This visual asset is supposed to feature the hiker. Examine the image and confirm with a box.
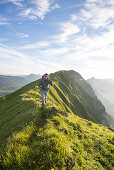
[38,73,53,108]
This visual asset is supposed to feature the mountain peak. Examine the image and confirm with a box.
[0,69,114,169]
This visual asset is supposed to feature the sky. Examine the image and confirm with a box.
[0,0,114,79]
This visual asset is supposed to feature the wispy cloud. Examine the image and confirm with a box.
[8,0,24,7]
[52,22,80,43]
[0,16,7,21]
[49,0,114,61]
[20,41,51,49]
[0,22,10,25]
[0,0,24,6]
[0,15,10,25]
[0,38,8,42]
[80,0,114,29]
[18,33,29,38]
[0,0,60,20]
[18,0,60,20]
[0,0,114,78]
[41,47,69,56]
[54,25,114,63]
[0,43,28,60]
[42,0,114,78]
[19,8,33,18]
[60,22,80,36]
[0,43,63,75]
[69,0,114,31]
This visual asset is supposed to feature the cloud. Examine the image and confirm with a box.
[51,3,60,10]
[71,14,78,21]
[52,22,80,43]
[9,0,24,7]
[0,16,7,21]
[18,0,60,20]
[0,43,63,75]
[41,47,69,56]
[0,43,28,60]
[54,0,113,74]
[2,0,25,7]
[80,0,114,29]
[19,8,32,18]
[20,41,51,49]
[70,0,114,30]
[0,22,10,25]
[0,0,114,78]
[46,5,114,78]
[18,33,29,38]
[60,22,80,36]
[0,15,10,25]
[0,0,24,6]
[64,26,114,61]
[0,38,8,42]
[1,0,60,20]
[82,58,114,79]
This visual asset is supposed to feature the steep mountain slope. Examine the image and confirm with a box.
[87,78,114,117]
[50,70,112,127]
[0,74,41,96]
[0,70,114,169]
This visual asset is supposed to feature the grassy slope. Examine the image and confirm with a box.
[50,70,112,128]
[50,71,95,122]
[0,80,39,147]
[0,72,114,169]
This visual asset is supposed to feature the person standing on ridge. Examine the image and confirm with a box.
[38,73,53,108]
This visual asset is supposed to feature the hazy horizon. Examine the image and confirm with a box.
[1,70,114,80]
[0,0,114,79]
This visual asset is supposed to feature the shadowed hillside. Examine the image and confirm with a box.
[0,70,114,169]
[87,78,114,118]
[50,70,113,128]
[0,74,41,96]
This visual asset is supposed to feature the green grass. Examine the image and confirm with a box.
[0,70,114,169]
[0,103,114,169]
[50,71,114,128]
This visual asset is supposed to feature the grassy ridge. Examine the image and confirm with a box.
[0,70,114,169]
[0,85,114,169]
[0,80,40,146]
[50,71,95,122]
[50,71,112,128]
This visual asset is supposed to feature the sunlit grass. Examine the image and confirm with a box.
[0,74,114,169]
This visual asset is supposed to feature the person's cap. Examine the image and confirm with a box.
[44,73,48,76]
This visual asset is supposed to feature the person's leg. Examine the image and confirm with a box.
[41,90,45,107]
[44,90,48,104]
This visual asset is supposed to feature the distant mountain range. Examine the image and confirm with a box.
[87,78,114,117]
[0,73,41,96]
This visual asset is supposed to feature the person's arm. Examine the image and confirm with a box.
[38,79,42,88]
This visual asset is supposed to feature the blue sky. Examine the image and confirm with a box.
[0,0,114,79]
